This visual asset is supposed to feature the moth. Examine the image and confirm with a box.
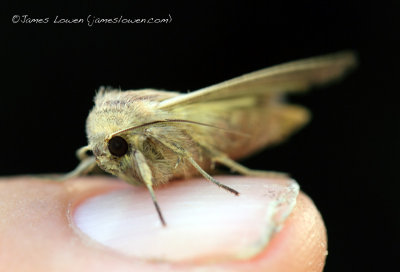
[65,51,357,226]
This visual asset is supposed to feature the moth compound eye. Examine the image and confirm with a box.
[108,136,128,157]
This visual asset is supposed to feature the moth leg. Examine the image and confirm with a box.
[186,157,239,196]
[76,145,92,161]
[133,150,166,226]
[59,156,97,180]
[33,146,97,181]
[212,154,289,179]
[146,133,239,196]
[174,156,182,169]
[59,145,97,180]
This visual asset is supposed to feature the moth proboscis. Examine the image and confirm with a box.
[64,51,357,226]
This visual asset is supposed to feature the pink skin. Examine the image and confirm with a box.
[0,176,327,272]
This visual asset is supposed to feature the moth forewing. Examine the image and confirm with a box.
[65,51,357,226]
[157,50,357,109]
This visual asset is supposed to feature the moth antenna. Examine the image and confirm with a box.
[109,119,249,138]
[186,157,239,196]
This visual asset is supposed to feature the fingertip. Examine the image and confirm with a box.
[0,176,327,272]
[252,192,327,272]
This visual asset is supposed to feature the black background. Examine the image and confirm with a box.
[2,1,399,271]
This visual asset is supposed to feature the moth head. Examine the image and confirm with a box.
[84,129,139,183]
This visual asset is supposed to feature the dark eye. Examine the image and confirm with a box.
[108,136,128,157]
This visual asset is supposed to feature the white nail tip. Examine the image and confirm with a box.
[74,177,299,262]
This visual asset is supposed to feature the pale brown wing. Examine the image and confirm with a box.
[157,50,357,110]
[155,51,356,159]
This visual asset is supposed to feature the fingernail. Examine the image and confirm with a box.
[73,177,299,262]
